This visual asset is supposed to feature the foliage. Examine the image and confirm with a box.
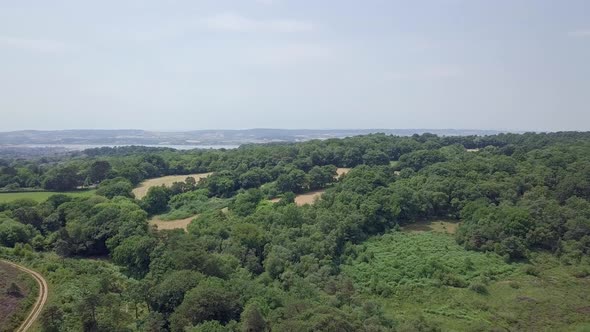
[1,132,590,331]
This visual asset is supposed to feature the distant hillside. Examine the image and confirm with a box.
[0,129,507,147]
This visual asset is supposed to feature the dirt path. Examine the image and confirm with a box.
[0,260,48,332]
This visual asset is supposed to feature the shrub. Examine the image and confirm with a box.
[508,281,520,289]
[524,265,540,277]
[468,282,488,295]
[6,282,23,297]
[572,268,589,278]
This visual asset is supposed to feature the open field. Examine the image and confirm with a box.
[149,215,197,231]
[0,190,96,203]
[343,231,590,331]
[132,173,212,199]
[0,260,40,332]
[402,219,460,234]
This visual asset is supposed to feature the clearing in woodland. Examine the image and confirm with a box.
[402,220,460,234]
[0,190,95,203]
[343,231,590,331]
[132,173,212,199]
[336,167,351,177]
[270,167,352,206]
[148,215,197,232]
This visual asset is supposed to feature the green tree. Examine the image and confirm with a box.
[88,160,112,184]
[169,278,240,332]
[241,303,267,332]
[111,235,157,278]
[142,186,171,215]
[42,165,81,191]
[96,177,135,199]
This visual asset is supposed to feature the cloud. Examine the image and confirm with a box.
[0,36,68,53]
[568,29,590,37]
[203,13,314,33]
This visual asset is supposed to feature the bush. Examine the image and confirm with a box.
[524,265,541,277]
[572,268,590,278]
[6,282,23,297]
[468,282,488,295]
[508,281,520,289]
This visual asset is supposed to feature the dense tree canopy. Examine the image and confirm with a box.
[1,131,590,331]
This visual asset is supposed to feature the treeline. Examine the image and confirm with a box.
[1,131,587,192]
[0,131,589,331]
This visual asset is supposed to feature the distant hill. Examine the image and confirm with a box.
[0,129,507,147]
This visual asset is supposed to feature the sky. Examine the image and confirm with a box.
[0,0,589,132]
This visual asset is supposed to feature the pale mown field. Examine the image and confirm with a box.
[148,215,197,232]
[132,173,212,199]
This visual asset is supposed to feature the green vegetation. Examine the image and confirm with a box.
[0,190,95,203]
[344,231,590,330]
[343,231,516,292]
[0,132,589,331]
[0,260,38,332]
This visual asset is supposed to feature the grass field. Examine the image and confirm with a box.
[343,229,590,331]
[0,190,96,203]
[132,173,212,199]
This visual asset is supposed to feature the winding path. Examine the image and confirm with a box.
[0,260,48,332]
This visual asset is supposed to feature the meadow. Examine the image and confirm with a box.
[0,190,96,203]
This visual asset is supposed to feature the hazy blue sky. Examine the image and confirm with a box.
[1,0,589,131]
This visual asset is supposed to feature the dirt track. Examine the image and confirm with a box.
[0,260,48,332]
